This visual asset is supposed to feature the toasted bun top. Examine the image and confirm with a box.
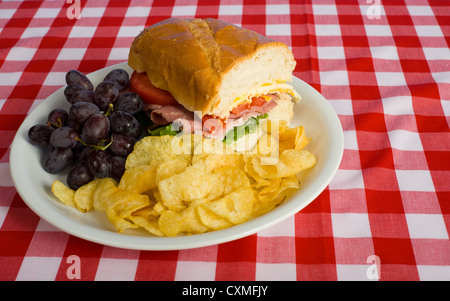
[128,18,296,118]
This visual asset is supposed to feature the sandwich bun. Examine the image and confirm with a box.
[128,18,297,119]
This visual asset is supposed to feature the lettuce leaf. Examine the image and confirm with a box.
[148,124,180,136]
[223,113,268,144]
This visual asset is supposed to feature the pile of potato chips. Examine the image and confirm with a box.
[51,120,316,237]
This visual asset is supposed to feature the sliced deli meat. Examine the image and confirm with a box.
[150,104,194,125]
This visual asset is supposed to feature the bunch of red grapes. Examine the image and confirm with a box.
[28,69,144,190]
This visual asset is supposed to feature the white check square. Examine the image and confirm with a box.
[317,46,346,59]
[255,263,296,281]
[125,6,152,17]
[266,24,291,36]
[396,170,435,192]
[0,72,22,86]
[364,25,392,37]
[257,215,295,237]
[370,46,399,60]
[16,257,61,280]
[21,27,50,39]
[329,169,365,190]
[405,214,449,239]
[388,130,423,151]
[331,213,372,238]
[343,130,358,150]
[415,25,443,37]
[172,5,197,16]
[0,162,14,186]
[337,264,378,281]
[34,8,61,19]
[320,70,349,86]
[57,48,87,60]
[0,9,16,19]
[381,96,415,116]
[6,47,37,61]
[0,206,8,229]
[94,258,138,281]
[69,26,97,38]
[328,99,353,115]
[418,266,450,281]
[442,100,450,117]
[407,6,434,16]
[43,72,67,86]
[80,7,106,18]
[175,261,216,281]
[422,47,450,61]
[315,24,341,36]
[312,4,338,15]
[117,26,144,38]
[266,4,290,15]
[219,5,242,16]
[375,72,407,87]
[431,71,450,84]
[108,48,129,61]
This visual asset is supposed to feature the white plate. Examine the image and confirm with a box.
[10,62,343,250]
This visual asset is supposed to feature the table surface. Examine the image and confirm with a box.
[0,0,449,281]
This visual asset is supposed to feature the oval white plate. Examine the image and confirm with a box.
[10,62,343,250]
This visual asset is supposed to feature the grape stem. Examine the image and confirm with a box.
[47,118,63,128]
[75,136,114,151]
[104,103,114,117]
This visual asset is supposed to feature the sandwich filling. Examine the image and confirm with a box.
[145,85,299,142]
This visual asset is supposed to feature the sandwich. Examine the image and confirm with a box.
[128,18,300,150]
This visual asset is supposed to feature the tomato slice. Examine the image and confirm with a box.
[130,71,178,106]
[230,96,267,116]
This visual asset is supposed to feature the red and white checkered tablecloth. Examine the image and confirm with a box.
[0,0,449,282]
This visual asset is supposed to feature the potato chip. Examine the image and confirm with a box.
[246,149,316,180]
[198,187,255,229]
[118,164,157,194]
[107,193,150,233]
[92,178,151,232]
[197,210,233,231]
[51,180,76,208]
[131,205,159,221]
[260,119,287,135]
[129,215,163,236]
[204,153,245,171]
[252,176,300,216]
[256,176,300,203]
[155,159,189,183]
[261,119,310,152]
[125,135,192,170]
[93,178,118,211]
[159,200,210,236]
[280,149,316,176]
[279,125,310,151]
[158,159,250,212]
[73,178,102,212]
[152,198,166,213]
[252,133,279,158]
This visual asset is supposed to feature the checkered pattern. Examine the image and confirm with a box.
[1,0,449,281]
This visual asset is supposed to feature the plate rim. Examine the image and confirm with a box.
[9,62,344,250]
